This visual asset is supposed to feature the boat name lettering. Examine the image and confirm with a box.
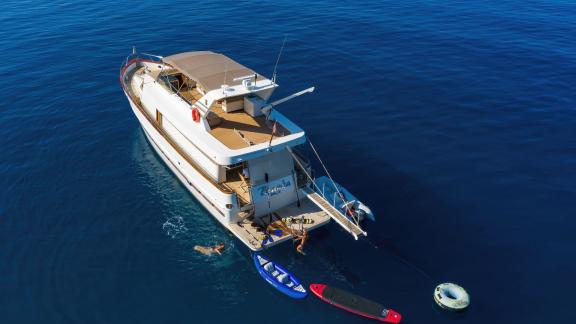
[259,179,291,197]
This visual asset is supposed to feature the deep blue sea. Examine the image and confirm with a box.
[1,0,575,323]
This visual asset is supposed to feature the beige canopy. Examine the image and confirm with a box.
[163,51,268,92]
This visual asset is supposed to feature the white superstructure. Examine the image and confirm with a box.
[120,50,370,251]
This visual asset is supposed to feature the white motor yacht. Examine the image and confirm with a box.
[120,49,371,251]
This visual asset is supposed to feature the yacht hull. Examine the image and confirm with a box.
[127,97,230,229]
[120,58,333,252]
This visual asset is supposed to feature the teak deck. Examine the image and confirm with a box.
[209,106,287,150]
[179,87,203,104]
[223,170,251,205]
[229,198,331,250]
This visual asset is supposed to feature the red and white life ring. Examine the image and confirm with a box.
[192,108,200,122]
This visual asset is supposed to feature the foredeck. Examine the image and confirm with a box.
[229,198,330,251]
[209,105,289,150]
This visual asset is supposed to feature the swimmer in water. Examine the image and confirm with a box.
[194,242,225,256]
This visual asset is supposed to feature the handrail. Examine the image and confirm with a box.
[123,51,163,67]
[123,49,214,115]
[120,59,233,195]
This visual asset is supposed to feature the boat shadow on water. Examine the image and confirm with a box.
[131,129,244,262]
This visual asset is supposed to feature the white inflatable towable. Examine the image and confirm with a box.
[434,283,470,311]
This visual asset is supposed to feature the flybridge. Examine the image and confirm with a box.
[192,77,277,116]
[162,51,271,92]
[125,52,313,164]
[147,51,316,164]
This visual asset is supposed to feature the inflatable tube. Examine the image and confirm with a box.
[434,283,469,311]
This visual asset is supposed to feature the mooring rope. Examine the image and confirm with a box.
[307,139,360,225]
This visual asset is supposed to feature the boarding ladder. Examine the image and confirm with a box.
[288,146,367,240]
[301,187,367,240]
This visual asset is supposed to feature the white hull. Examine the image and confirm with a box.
[127,96,329,250]
[119,53,368,252]
[127,97,239,238]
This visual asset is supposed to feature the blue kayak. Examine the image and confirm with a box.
[253,254,308,299]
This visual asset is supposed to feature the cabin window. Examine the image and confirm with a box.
[156,110,163,125]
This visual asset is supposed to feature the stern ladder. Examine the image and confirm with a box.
[301,187,367,239]
[288,147,367,240]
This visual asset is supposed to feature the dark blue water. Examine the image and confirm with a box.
[1,1,575,323]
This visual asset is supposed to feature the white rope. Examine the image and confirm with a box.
[289,148,365,238]
[288,148,322,193]
[289,148,361,238]
[307,140,360,225]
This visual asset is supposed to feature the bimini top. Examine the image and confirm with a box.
[163,51,269,92]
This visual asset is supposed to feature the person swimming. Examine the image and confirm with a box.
[194,242,225,256]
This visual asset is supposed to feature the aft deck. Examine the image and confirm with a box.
[228,198,331,251]
[222,166,251,205]
[209,105,289,150]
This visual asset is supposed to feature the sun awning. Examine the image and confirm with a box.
[162,51,269,92]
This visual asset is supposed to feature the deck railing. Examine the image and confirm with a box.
[316,179,345,212]
[122,50,163,70]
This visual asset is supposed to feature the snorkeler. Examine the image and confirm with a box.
[194,242,225,256]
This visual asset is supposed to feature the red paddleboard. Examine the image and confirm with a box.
[310,284,402,323]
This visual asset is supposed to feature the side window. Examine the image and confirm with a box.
[156,110,162,125]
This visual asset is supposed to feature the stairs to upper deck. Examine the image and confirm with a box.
[302,187,367,240]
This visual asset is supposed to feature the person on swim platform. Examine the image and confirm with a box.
[194,242,225,256]
[295,229,308,255]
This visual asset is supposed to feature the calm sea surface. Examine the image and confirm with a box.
[1,1,575,323]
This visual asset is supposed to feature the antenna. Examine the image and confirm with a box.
[222,62,229,95]
[272,36,287,83]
